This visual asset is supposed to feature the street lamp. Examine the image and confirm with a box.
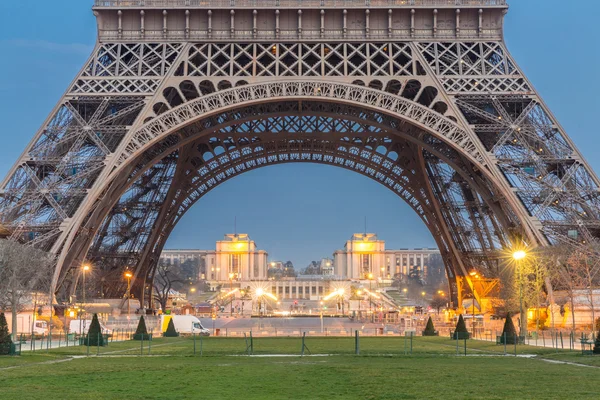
[368,273,374,313]
[513,250,527,340]
[338,288,345,315]
[124,271,133,316]
[82,264,90,318]
[229,273,235,316]
[256,288,264,316]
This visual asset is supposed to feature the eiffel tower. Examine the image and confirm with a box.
[1,0,598,309]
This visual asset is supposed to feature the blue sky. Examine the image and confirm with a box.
[0,1,598,268]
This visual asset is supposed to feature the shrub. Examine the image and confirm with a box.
[593,333,600,355]
[82,313,106,346]
[498,312,519,345]
[163,318,179,337]
[422,316,438,336]
[0,313,13,356]
[132,315,151,341]
[452,314,470,340]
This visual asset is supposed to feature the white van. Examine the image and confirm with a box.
[160,315,210,336]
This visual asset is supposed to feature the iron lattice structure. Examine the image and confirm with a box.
[1,0,598,308]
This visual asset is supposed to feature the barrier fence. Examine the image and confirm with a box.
[13,326,597,357]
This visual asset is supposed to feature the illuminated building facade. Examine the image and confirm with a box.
[333,234,440,281]
[160,233,268,282]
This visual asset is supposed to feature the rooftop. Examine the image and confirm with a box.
[93,0,507,9]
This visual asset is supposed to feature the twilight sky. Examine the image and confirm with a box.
[0,1,598,268]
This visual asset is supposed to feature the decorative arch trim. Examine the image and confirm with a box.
[115,80,486,173]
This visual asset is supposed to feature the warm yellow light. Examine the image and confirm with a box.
[338,288,345,295]
[264,292,278,301]
[357,290,362,296]
[255,288,264,297]
[229,273,235,279]
[124,272,133,278]
[513,250,526,260]
[364,289,380,299]
[469,271,477,276]
[190,288,196,293]
[69,310,75,318]
[357,242,375,251]
[368,273,373,280]
[82,265,90,271]
[421,291,426,296]
[271,262,276,267]
[402,288,407,293]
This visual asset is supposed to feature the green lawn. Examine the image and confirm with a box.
[1,337,598,399]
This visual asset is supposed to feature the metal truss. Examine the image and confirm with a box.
[0,1,597,309]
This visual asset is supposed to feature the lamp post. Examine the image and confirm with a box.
[256,288,264,316]
[513,250,527,340]
[124,271,133,316]
[82,264,90,318]
[337,288,345,316]
[367,273,374,313]
[229,273,235,316]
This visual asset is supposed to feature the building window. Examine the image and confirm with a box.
[312,287,317,295]
[285,286,289,294]
[299,287,303,295]
[361,254,370,277]
[231,254,240,275]
[292,287,296,295]
[318,286,323,295]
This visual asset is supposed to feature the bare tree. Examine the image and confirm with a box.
[542,245,578,331]
[566,246,600,331]
[429,294,447,314]
[542,244,600,331]
[153,261,184,311]
[0,240,55,340]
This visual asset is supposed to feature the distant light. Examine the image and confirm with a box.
[513,250,526,260]
[82,265,90,271]
[256,288,264,296]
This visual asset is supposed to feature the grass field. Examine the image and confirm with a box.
[1,337,598,399]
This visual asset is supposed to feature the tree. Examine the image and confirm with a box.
[163,318,179,337]
[132,315,151,340]
[429,294,447,314]
[422,316,438,336]
[499,312,519,344]
[0,312,13,355]
[0,240,55,340]
[82,313,105,346]
[544,244,600,331]
[565,247,600,330]
[153,261,184,311]
[593,332,600,355]
[408,266,423,284]
[452,314,469,340]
